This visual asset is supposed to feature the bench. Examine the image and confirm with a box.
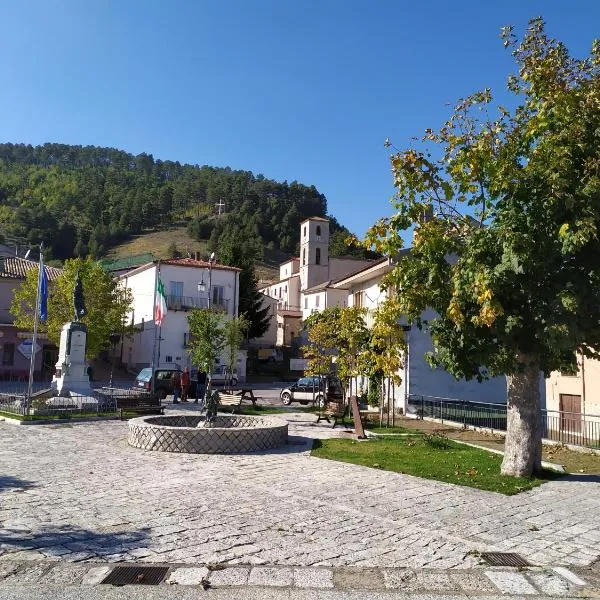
[218,393,244,414]
[114,395,164,420]
[316,401,350,429]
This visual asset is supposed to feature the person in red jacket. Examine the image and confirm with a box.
[181,367,191,403]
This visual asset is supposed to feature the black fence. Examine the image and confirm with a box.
[0,380,155,420]
[407,394,600,450]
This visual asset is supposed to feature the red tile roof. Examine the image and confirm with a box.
[0,256,63,281]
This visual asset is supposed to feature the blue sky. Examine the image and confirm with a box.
[1,1,598,238]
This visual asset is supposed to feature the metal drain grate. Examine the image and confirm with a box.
[101,566,169,586]
[480,552,531,567]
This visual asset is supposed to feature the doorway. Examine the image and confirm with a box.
[559,393,582,433]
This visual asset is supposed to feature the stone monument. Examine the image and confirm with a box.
[51,272,91,397]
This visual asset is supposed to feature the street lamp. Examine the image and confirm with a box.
[197,253,216,309]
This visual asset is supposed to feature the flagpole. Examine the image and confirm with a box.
[150,260,160,392]
[26,245,43,411]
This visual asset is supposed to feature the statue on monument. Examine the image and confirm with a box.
[73,272,88,321]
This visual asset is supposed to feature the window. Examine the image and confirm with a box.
[279,287,282,298]
[316,225,321,239]
[165,355,173,363]
[353,291,364,308]
[316,248,321,265]
[304,297,308,309]
[315,295,320,307]
[303,226,307,238]
[169,281,183,297]
[2,343,15,366]
[212,285,225,307]
[302,248,306,265]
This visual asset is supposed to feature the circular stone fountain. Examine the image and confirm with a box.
[127,414,288,454]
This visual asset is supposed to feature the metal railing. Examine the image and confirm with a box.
[407,394,600,450]
[166,295,229,312]
[0,380,154,420]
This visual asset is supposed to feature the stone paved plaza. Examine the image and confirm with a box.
[1,411,599,574]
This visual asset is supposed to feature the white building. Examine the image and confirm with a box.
[331,257,508,412]
[119,258,244,378]
[260,216,510,411]
[260,217,374,344]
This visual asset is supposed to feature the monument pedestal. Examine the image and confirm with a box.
[51,322,91,397]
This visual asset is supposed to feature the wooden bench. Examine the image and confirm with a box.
[316,401,350,429]
[114,395,164,420]
[218,392,244,414]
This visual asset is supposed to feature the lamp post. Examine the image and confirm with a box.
[207,252,215,309]
[197,252,216,310]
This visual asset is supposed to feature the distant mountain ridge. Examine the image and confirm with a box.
[0,142,372,264]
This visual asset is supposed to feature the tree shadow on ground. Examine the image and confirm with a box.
[0,475,36,492]
[0,524,151,559]
[554,473,600,484]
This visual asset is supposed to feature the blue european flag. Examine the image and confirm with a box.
[39,264,48,321]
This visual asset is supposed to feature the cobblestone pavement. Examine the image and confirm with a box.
[1,411,599,574]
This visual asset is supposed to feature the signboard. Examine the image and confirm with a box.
[17,339,41,359]
[290,358,308,371]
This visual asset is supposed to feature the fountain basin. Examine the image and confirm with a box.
[128,414,288,454]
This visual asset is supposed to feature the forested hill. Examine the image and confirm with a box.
[0,143,369,263]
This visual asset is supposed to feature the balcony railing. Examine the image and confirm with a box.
[166,295,229,313]
[277,302,302,314]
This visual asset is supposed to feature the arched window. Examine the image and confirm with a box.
[302,248,306,265]
[303,226,307,238]
[316,248,321,265]
[316,225,321,238]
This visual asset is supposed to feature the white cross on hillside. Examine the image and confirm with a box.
[215,199,225,215]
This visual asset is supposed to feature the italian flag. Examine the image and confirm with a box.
[155,277,167,326]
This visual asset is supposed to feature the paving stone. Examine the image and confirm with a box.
[1,418,599,572]
[248,566,294,586]
[485,570,538,595]
[294,567,334,588]
[208,566,249,586]
[448,570,497,592]
[82,565,112,585]
[528,570,580,596]
[0,563,21,581]
[43,563,89,584]
[334,568,385,590]
[166,566,209,585]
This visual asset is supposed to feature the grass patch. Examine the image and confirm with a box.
[364,425,414,435]
[311,437,560,495]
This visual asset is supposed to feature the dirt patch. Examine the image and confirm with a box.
[368,416,600,475]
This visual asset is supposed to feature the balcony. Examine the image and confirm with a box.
[167,295,229,313]
[277,301,302,317]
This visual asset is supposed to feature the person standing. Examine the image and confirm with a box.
[181,367,190,402]
[171,370,182,404]
[194,371,207,406]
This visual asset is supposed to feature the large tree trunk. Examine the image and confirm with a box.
[501,353,542,477]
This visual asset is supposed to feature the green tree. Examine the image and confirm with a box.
[187,309,225,395]
[217,226,270,340]
[336,307,370,398]
[223,315,250,389]
[364,19,600,476]
[11,257,132,359]
[302,308,339,382]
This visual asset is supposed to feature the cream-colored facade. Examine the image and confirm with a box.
[546,355,600,420]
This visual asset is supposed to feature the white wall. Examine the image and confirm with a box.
[121,263,243,378]
[329,258,373,281]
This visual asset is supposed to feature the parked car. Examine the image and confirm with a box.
[280,375,342,408]
[133,367,197,400]
[209,365,238,386]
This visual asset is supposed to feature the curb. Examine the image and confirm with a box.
[0,559,596,596]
